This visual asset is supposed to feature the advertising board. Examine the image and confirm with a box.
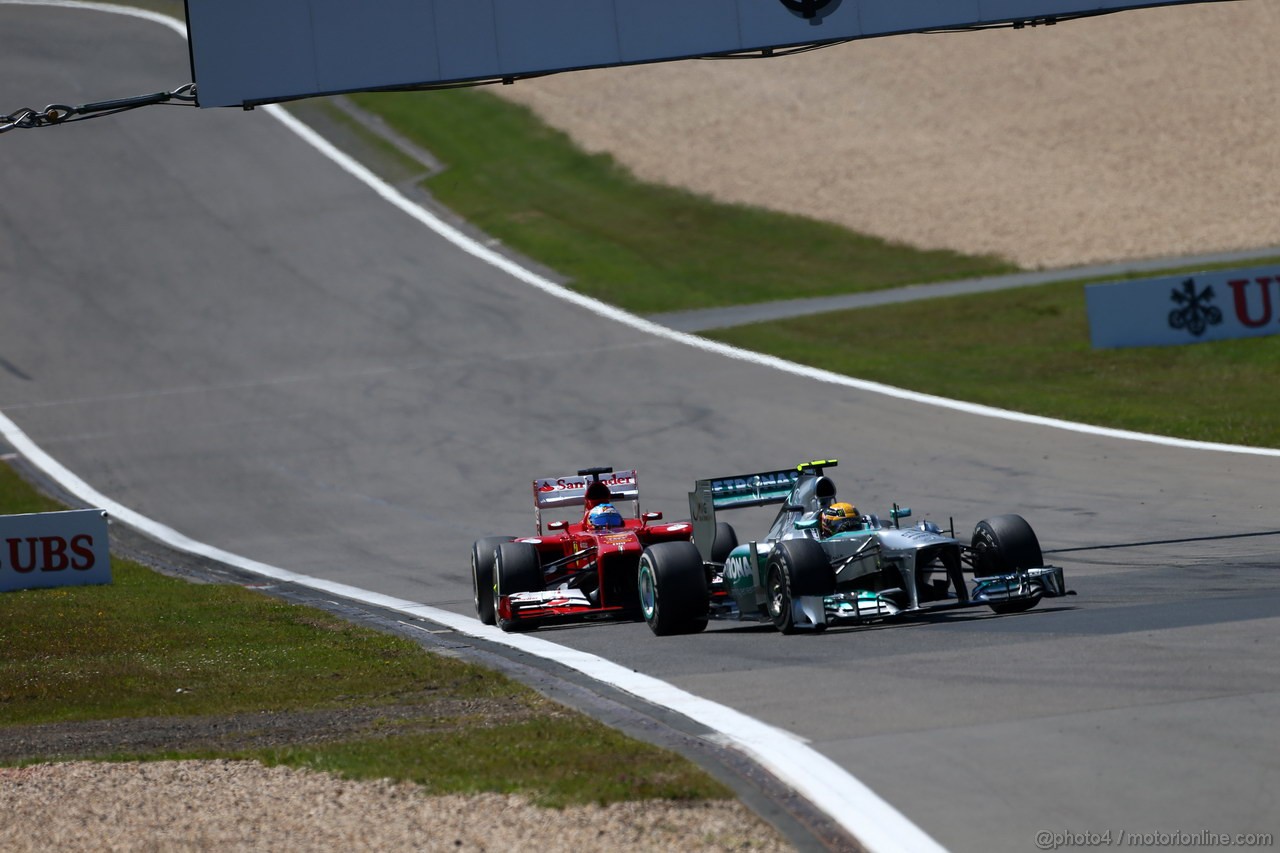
[1086,265,1280,349]
[0,509,111,592]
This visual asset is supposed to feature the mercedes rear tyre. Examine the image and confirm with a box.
[638,541,709,636]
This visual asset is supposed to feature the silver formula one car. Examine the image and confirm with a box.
[637,459,1072,635]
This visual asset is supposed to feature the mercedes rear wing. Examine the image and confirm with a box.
[688,460,837,562]
[532,467,638,532]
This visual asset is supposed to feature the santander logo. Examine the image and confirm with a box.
[538,472,637,492]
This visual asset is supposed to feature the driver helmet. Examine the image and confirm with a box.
[820,502,862,537]
[587,503,624,529]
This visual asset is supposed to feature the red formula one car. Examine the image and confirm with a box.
[470,466,705,632]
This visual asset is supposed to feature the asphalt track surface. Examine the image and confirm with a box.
[4,5,1279,852]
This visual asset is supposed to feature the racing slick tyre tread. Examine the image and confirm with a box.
[970,514,1043,575]
[471,535,513,626]
[638,541,709,636]
[709,521,739,566]
[765,538,834,635]
[495,542,543,632]
[971,514,1045,615]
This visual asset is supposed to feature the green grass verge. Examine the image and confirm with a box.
[0,558,505,726]
[345,89,1016,314]
[0,463,729,806]
[708,277,1280,449]
[163,721,716,807]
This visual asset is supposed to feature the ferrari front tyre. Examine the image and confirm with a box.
[637,541,709,636]
[765,538,834,634]
[471,535,513,625]
[495,542,543,632]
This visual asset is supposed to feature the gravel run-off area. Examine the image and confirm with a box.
[0,761,792,852]
[494,2,1280,270]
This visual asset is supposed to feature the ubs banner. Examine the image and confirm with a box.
[0,510,111,593]
[1086,265,1280,349]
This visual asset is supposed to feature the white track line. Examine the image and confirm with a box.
[0,414,947,853]
[4,2,1272,851]
[2,0,183,32]
[268,100,1280,458]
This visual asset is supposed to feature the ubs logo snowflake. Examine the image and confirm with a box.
[779,0,839,20]
[1168,277,1223,337]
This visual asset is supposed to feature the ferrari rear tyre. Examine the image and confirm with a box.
[971,514,1043,575]
[495,542,542,632]
[765,538,833,634]
[709,521,739,565]
[637,541,709,636]
[471,536,513,625]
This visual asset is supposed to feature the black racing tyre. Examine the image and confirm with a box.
[970,514,1043,576]
[637,541,709,636]
[471,536,513,625]
[971,515,1045,614]
[495,542,543,632]
[709,521,740,565]
[765,538,834,634]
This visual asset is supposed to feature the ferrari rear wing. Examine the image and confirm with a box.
[532,467,638,532]
[688,460,837,561]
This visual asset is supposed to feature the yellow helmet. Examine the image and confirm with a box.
[820,502,862,537]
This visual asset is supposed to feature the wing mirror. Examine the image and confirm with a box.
[642,511,663,522]
[547,520,568,531]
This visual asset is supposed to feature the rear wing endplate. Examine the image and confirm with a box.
[533,470,638,509]
[532,469,638,532]
[687,461,836,562]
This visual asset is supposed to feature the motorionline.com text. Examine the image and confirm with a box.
[1036,830,1273,850]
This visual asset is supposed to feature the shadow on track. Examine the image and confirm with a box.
[1045,528,1280,555]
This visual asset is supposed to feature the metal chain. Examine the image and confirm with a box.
[1,82,196,134]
